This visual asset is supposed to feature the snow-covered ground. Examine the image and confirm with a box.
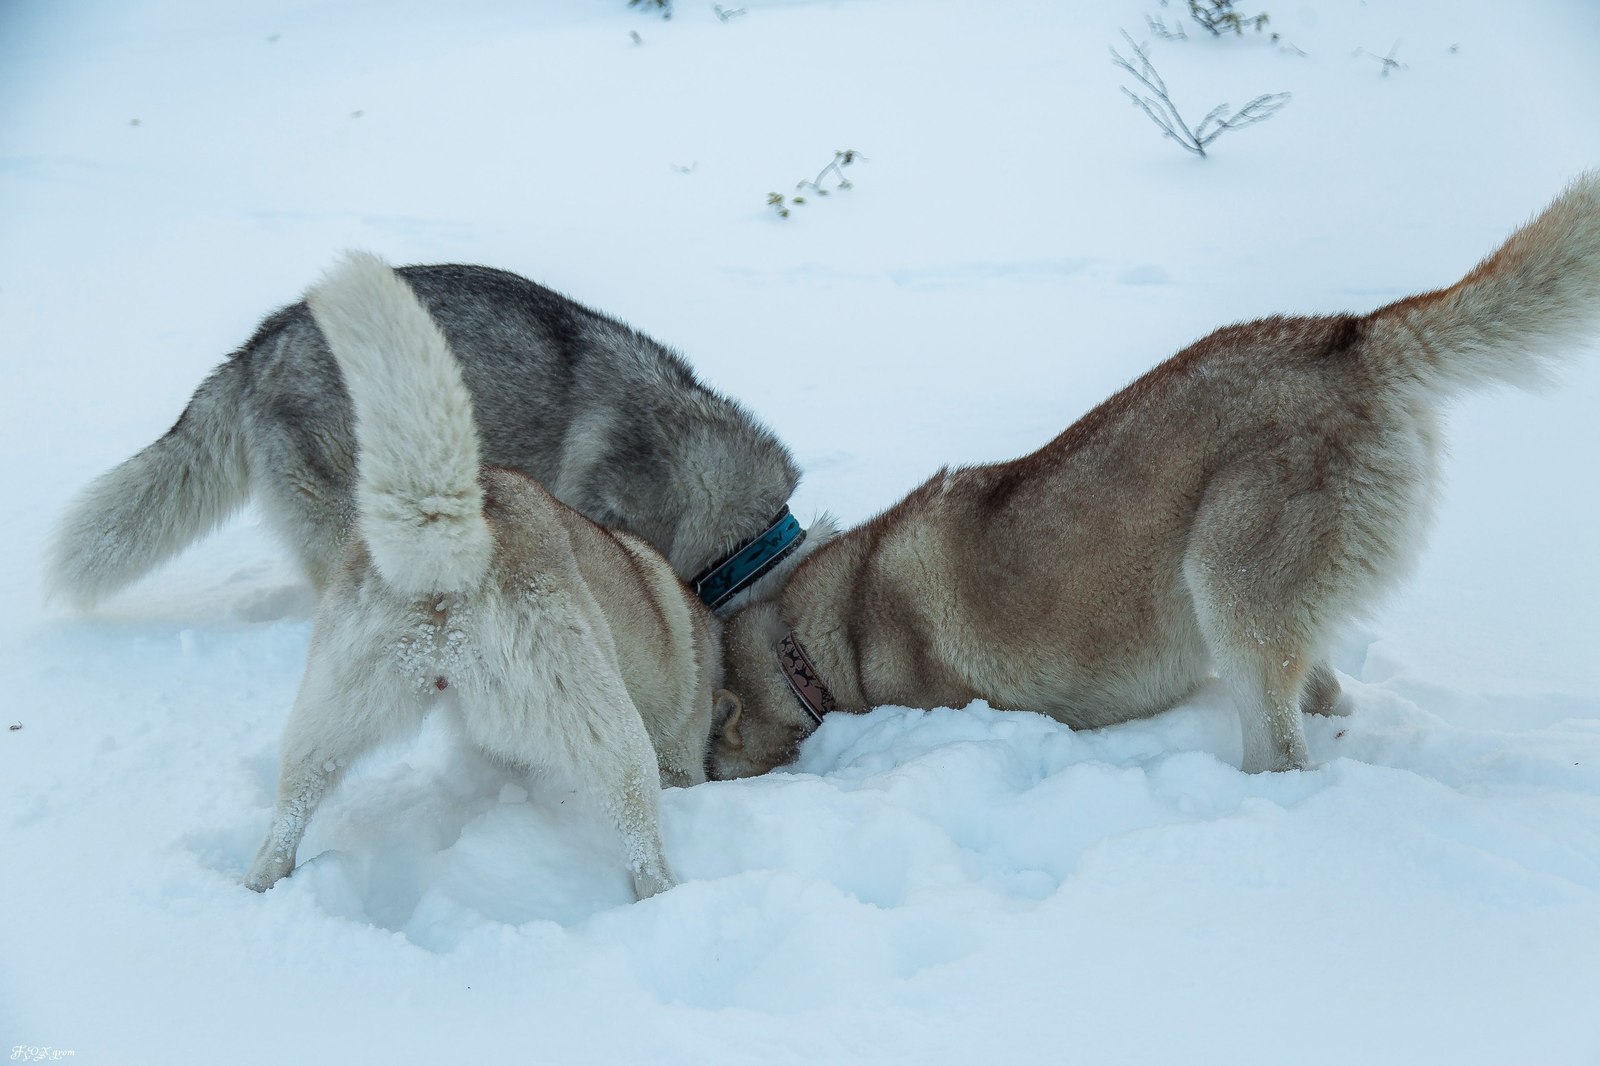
[4,1,1599,1062]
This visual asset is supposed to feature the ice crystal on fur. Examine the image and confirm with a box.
[245,253,721,903]
[391,602,477,691]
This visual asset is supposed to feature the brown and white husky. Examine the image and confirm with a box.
[710,173,1600,779]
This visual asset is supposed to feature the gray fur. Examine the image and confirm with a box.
[49,263,801,611]
[246,253,723,901]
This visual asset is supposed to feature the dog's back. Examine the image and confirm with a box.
[735,173,1600,776]
[48,259,799,609]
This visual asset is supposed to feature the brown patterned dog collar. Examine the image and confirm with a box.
[777,630,837,725]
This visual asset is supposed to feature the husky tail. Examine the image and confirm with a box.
[47,360,252,610]
[306,252,492,598]
[1368,170,1600,395]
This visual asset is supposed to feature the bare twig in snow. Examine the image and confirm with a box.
[1368,41,1405,77]
[1111,31,1290,158]
[796,149,861,195]
[1187,0,1269,36]
[768,149,864,219]
[1146,14,1188,41]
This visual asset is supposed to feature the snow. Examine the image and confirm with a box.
[4,0,1600,1062]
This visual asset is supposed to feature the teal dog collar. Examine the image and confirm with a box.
[693,506,806,609]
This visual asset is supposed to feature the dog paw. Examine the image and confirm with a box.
[1241,749,1316,774]
[244,851,294,892]
[630,863,676,901]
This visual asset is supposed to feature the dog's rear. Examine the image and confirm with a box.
[248,253,707,900]
[1188,172,1600,771]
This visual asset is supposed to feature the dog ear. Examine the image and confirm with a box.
[713,689,744,751]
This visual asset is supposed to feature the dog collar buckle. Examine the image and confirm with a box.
[693,506,806,610]
[776,630,836,725]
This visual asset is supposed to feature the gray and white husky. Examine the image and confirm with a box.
[49,262,816,614]
[246,253,722,899]
[710,172,1600,780]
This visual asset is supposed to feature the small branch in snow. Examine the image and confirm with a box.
[1111,31,1290,158]
[768,149,864,219]
[1359,41,1406,77]
[1146,14,1188,41]
[1186,0,1270,37]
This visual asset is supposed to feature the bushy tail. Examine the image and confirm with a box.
[47,360,251,609]
[1367,170,1600,395]
[306,251,491,597]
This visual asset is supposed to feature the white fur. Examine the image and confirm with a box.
[1372,170,1600,395]
[48,249,801,614]
[44,362,250,610]
[247,254,722,902]
[306,252,493,597]
[712,172,1600,781]
[244,564,685,901]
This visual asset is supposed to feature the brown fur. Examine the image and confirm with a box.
[246,254,723,901]
[711,173,1600,779]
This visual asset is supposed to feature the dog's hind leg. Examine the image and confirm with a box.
[603,741,679,901]
[244,412,358,592]
[245,644,426,891]
[1301,661,1348,717]
[490,665,679,901]
[567,701,677,900]
[253,465,354,593]
[1183,469,1346,773]
[1181,576,1314,774]
[1212,639,1314,773]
